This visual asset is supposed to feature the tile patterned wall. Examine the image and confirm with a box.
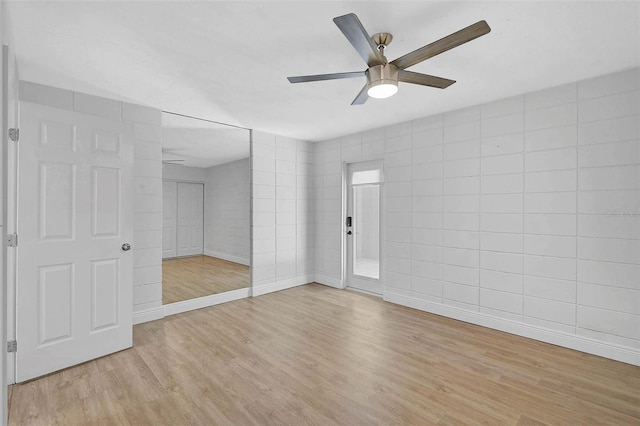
[129,106,163,315]
[313,68,639,364]
[204,157,250,264]
[16,66,639,364]
[252,131,314,295]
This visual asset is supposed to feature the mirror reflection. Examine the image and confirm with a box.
[161,112,250,305]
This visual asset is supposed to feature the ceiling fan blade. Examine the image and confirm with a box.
[351,84,369,105]
[391,20,491,70]
[398,70,456,89]
[333,13,385,67]
[287,71,365,84]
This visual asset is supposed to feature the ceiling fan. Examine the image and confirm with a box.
[287,13,491,105]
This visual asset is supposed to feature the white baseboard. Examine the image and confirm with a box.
[314,274,343,289]
[384,291,640,367]
[164,287,251,317]
[252,274,314,297]
[133,306,165,325]
[204,250,249,266]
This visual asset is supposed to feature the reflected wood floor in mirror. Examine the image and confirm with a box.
[8,284,640,425]
[162,255,249,304]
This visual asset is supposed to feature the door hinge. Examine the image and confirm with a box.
[8,128,19,142]
[7,233,17,247]
[7,340,17,353]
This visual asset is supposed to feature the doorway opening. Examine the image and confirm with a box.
[346,160,383,295]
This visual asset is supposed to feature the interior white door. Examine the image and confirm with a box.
[346,161,383,295]
[176,182,203,257]
[16,102,133,382]
[162,181,177,259]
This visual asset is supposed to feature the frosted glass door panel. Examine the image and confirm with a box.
[353,185,380,279]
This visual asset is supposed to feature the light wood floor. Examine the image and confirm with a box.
[9,284,640,425]
[162,255,250,304]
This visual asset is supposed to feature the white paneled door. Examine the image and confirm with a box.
[16,102,133,382]
[162,181,177,259]
[176,182,204,257]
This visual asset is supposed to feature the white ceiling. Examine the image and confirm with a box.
[161,127,250,169]
[5,1,640,142]
[161,112,249,168]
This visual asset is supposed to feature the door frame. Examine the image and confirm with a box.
[161,179,205,260]
[342,159,385,295]
[3,45,18,387]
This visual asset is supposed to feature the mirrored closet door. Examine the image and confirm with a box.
[163,181,204,259]
[161,112,250,308]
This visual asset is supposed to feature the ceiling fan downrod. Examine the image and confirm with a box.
[372,32,393,63]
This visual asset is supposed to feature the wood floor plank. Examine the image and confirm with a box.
[162,255,249,304]
[7,385,13,416]
[9,284,640,425]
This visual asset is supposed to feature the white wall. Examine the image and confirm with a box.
[1,0,19,419]
[314,67,640,366]
[162,161,250,265]
[130,105,163,318]
[162,164,205,182]
[2,45,19,392]
[252,131,314,295]
[9,69,637,377]
[17,81,165,324]
[0,43,5,426]
[313,137,343,287]
[204,157,250,265]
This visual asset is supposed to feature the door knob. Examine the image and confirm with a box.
[122,243,131,251]
[347,230,352,235]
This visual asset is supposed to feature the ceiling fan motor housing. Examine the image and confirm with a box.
[366,63,399,98]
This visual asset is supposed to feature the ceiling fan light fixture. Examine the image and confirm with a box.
[367,81,398,99]
[366,64,399,99]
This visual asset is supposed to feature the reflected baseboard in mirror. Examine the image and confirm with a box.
[162,255,250,304]
[161,111,251,313]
